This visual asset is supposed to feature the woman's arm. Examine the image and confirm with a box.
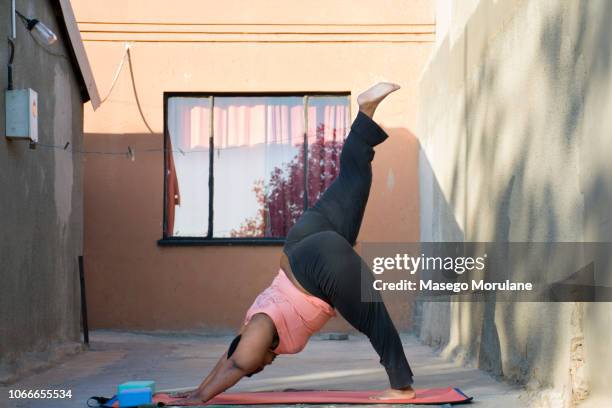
[184,353,254,403]
[171,352,228,398]
[174,315,277,404]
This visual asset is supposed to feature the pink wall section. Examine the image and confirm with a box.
[74,0,434,331]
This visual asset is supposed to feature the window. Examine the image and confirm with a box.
[162,93,350,243]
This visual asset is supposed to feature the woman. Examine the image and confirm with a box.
[175,83,415,404]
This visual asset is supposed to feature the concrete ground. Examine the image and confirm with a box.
[1,331,523,408]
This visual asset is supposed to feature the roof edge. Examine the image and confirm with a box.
[55,0,100,110]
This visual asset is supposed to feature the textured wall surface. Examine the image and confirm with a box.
[417,0,612,406]
[72,0,433,332]
[0,2,85,383]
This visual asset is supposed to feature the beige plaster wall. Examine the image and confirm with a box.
[417,0,612,406]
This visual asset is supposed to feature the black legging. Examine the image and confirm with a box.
[283,111,414,389]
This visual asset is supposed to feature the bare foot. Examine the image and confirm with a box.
[357,82,400,118]
[370,387,417,401]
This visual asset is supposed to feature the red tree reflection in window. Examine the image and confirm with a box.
[231,124,343,238]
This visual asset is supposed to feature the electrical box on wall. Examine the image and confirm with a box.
[5,89,38,143]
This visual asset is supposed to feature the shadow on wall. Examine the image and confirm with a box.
[412,145,461,349]
[416,0,612,399]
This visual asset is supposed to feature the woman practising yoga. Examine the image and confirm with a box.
[175,83,415,404]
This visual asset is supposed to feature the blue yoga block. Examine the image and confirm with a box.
[118,387,152,407]
[118,380,156,394]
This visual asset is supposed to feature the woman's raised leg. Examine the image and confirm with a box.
[309,83,400,245]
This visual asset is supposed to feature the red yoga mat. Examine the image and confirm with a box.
[154,388,472,406]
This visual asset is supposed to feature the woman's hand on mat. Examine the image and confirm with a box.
[370,387,416,400]
[169,390,196,398]
[167,391,206,405]
[177,397,206,405]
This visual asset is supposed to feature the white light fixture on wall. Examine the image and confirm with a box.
[15,10,58,45]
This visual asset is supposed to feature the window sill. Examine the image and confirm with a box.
[157,237,286,246]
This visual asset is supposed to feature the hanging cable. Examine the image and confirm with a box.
[29,138,303,158]
[31,142,211,157]
[126,47,155,134]
[99,43,130,104]
[14,10,28,25]
[97,43,155,133]
[7,38,15,90]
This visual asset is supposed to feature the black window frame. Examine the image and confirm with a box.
[158,91,351,246]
